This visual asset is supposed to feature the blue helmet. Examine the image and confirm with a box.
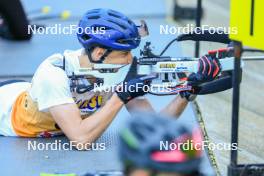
[77,8,140,50]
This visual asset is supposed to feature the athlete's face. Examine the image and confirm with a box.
[104,50,133,64]
[91,47,133,64]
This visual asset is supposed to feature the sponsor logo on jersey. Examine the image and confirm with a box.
[74,96,103,112]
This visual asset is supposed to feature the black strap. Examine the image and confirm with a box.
[98,49,112,63]
[124,57,138,81]
[195,69,242,95]
[62,56,65,70]
[0,80,26,87]
[51,55,66,70]
[177,29,231,44]
[86,48,112,63]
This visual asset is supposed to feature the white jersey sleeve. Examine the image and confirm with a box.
[29,55,75,111]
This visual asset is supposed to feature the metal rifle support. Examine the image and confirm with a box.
[228,41,242,175]
[228,42,264,175]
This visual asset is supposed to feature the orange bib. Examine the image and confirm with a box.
[11,91,62,137]
[11,91,107,137]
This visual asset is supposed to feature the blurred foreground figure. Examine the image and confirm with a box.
[0,0,32,40]
[119,112,213,176]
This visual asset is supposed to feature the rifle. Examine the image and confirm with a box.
[68,21,263,95]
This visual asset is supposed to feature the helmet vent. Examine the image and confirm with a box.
[81,34,91,41]
[108,20,126,30]
[88,15,100,19]
[127,20,133,25]
[108,12,122,19]
[133,130,144,140]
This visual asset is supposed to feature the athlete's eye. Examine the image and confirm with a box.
[122,51,130,56]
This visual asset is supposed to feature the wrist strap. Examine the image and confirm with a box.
[115,91,131,104]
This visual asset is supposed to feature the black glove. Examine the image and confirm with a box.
[188,55,221,86]
[179,90,197,101]
[115,75,155,104]
[176,73,198,101]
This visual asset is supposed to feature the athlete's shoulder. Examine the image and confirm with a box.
[31,48,84,88]
[32,53,69,87]
[41,48,83,66]
[63,48,84,58]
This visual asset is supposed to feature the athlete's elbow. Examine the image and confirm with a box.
[70,135,96,150]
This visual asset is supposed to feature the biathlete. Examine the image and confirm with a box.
[0,9,222,148]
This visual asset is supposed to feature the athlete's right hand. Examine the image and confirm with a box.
[115,75,155,104]
[188,55,221,86]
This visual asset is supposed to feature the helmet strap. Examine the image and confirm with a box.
[86,48,112,63]
[98,49,112,63]
[86,48,95,63]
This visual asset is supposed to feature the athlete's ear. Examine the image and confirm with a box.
[91,47,106,62]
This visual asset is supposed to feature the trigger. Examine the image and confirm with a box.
[177,72,188,82]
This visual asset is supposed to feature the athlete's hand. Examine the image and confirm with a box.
[188,55,221,85]
[115,75,155,104]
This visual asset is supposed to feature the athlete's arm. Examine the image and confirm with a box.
[50,75,153,149]
[160,95,188,118]
[126,98,154,113]
[50,93,123,149]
